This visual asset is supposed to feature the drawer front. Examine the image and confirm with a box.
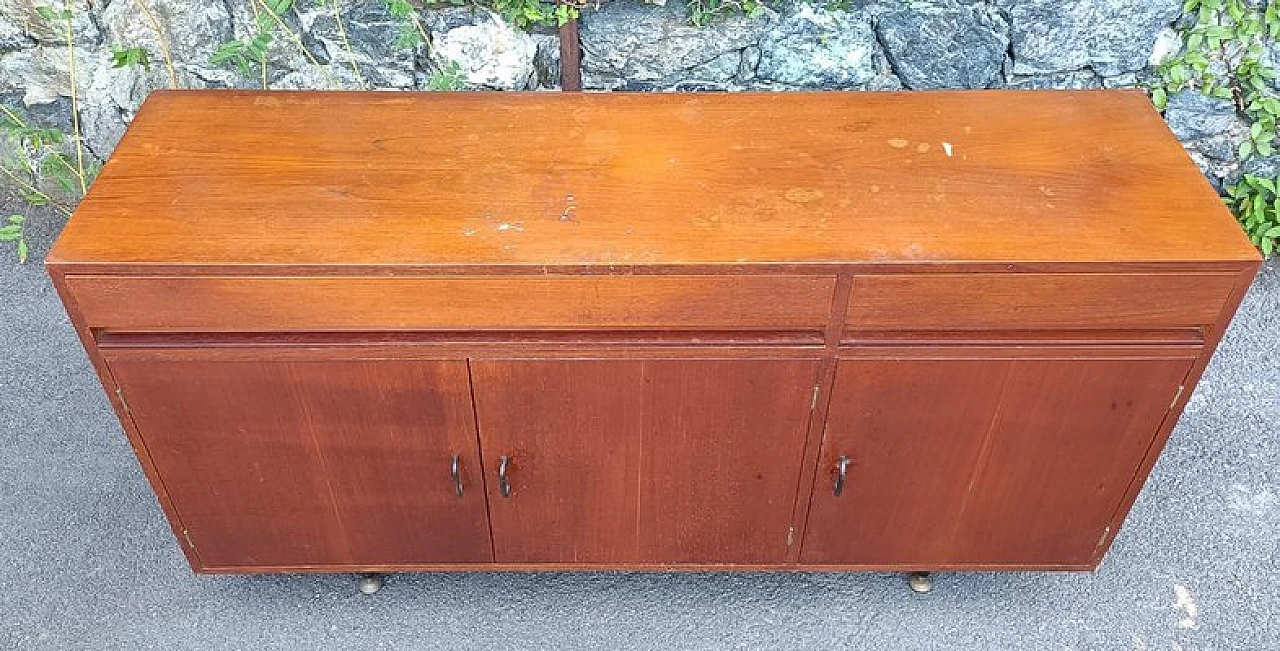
[65,275,837,332]
[847,273,1236,332]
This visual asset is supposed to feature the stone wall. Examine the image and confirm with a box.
[0,0,1249,186]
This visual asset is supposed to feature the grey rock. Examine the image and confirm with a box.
[1101,72,1139,88]
[580,0,772,90]
[998,0,1181,76]
[1148,26,1182,67]
[0,90,70,130]
[301,0,416,89]
[210,1,339,91]
[426,8,542,90]
[1005,70,1101,89]
[1163,90,1248,181]
[1260,42,1280,94]
[864,71,905,91]
[876,1,1008,89]
[0,0,98,46]
[99,0,231,68]
[1165,91,1241,142]
[756,3,879,89]
[77,88,129,158]
[97,0,233,92]
[1,8,31,51]
[423,5,492,32]
[1240,154,1280,180]
[0,43,101,104]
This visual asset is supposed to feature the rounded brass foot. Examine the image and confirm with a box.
[358,573,384,595]
[907,572,933,594]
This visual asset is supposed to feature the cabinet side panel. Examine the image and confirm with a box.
[1092,263,1263,564]
[46,268,204,571]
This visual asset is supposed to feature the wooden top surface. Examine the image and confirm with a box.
[48,89,1259,270]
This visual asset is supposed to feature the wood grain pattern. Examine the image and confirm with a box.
[47,272,206,571]
[105,355,493,569]
[64,274,835,331]
[800,352,1194,566]
[471,360,643,564]
[635,359,819,563]
[48,90,1259,270]
[847,273,1237,331]
[470,359,819,564]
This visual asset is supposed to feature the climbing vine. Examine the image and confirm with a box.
[210,0,339,88]
[34,2,88,196]
[686,0,764,27]
[1151,0,1280,254]
[387,0,432,48]
[133,0,179,88]
[1,4,94,263]
[0,104,81,263]
[488,0,580,29]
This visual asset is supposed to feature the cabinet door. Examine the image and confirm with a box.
[470,359,820,565]
[800,353,1194,567]
[108,354,492,569]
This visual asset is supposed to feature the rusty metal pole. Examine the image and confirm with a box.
[558,14,583,91]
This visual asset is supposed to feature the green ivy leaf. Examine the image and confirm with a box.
[111,46,151,70]
[1152,86,1168,110]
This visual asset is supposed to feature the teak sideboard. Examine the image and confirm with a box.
[48,90,1260,591]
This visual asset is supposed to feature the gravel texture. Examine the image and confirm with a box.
[1,199,1276,649]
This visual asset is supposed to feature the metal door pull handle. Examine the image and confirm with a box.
[834,455,851,497]
[498,455,512,497]
[450,453,463,497]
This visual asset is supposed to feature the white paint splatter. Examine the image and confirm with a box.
[1173,583,1199,630]
[942,141,953,156]
[496,222,524,233]
[462,228,477,236]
